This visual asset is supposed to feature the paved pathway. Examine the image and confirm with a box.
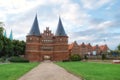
[19,61,82,80]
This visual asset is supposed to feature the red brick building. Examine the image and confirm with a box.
[68,41,81,56]
[25,15,69,62]
[69,42,109,57]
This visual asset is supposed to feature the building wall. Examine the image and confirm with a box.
[69,42,81,56]
[69,43,109,58]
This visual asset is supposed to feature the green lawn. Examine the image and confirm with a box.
[0,63,39,80]
[56,62,120,80]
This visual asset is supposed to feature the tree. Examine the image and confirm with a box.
[12,40,25,56]
[0,37,13,57]
[102,54,106,60]
[117,44,120,51]
[0,22,26,58]
[84,54,88,60]
[0,22,4,57]
[0,22,4,36]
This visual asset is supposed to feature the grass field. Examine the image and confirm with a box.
[56,62,120,80]
[0,63,39,80]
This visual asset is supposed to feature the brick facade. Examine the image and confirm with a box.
[26,27,69,62]
[69,42,109,57]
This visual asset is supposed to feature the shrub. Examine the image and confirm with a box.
[0,58,5,62]
[0,57,6,62]
[84,54,88,60]
[62,59,70,62]
[102,54,106,60]
[70,54,81,61]
[9,56,29,63]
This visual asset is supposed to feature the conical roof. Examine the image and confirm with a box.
[55,17,67,36]
[3,30,7,37]
[28,15,40,36]
[9,30,13,40]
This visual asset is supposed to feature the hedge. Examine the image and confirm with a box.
[70,54,81,61]
[9,56,29,63]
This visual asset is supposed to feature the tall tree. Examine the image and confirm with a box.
[0,22,26,57]
[0,22,4,55]
[12,40,25,56]
[0,22,4,36]
[117,44,120,51]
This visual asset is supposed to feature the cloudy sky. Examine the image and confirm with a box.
[0,0,120,50]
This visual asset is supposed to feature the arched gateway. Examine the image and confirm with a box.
[25,15,69,62]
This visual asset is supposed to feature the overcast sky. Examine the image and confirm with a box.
[0,0,120,50]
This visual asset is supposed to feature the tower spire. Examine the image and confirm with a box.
[28,14,40,36]
[9,30,13,40]
[3,30,7,37]
[55,17,67,36]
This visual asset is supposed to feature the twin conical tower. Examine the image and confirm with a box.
[27,15,67,37]
[3,30,13,40]
[26,15,69,62]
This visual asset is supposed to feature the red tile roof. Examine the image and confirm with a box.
[68,43,74,50]
[99,45,108,51]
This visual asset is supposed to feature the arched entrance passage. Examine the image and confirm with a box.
[43,55,51,60]
[42,54,53,61]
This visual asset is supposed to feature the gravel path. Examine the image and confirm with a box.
[19,61,82,80]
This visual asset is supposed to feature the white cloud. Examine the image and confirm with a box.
[0,0,46,15]
[98,20,113,29]
[81,0,113,9]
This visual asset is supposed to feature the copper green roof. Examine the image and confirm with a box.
[28,15,40,36]
[9,30,13,40]
[55,17,67,36]
[3,30,7,37]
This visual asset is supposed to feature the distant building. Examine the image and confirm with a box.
[69,42,109,57]
[68,41,81,56]
[9,30,13,40]
[3,30,7,37]
[3,30,13,40]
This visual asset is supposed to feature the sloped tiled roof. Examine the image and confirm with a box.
[68,43,74,50]
[55,17,67,36]
[86,43,92,49]
[92,45,99,50]
[28,15,40,36]
[99,45,109,51]
[80,42,86,48]
[68,41,79,50]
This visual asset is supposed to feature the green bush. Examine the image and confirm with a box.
[0,58,5,62]
[0,57,6,62]
[102,54,106,60]
[84,54,88,60]
[9,56,29,63]
[70,54,81,61]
